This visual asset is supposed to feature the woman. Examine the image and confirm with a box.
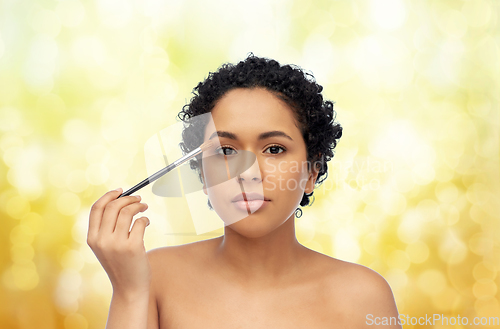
[88,54,402,328]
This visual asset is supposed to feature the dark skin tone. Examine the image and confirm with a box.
[88,87,402,329]
[200,87,320,286]
[145,88,402,328]
[88,88,401,329]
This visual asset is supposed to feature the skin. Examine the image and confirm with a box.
[199,87,320,286]
[88,190,151,329]
[146,88,402,328]
[89,87,402,329]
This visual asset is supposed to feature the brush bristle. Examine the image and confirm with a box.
[200,140,215,152]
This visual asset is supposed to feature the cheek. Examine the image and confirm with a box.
[285,171,306,191]
[263,161,309,194]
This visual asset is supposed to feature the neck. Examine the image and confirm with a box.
[214,213,309,287]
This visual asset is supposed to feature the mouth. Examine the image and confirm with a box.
[231,192,271,203]
[231,194,271,213]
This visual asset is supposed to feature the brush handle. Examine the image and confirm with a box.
[117,147,203,198]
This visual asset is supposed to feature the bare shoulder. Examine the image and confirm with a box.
[331,258,392,294]
[307,250,390,289]
[146,237,221,272]
[146,243,193,262]
[312,252,401,328]
[146,244,185,269]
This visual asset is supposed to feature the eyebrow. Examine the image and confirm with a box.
[209,130,294,141]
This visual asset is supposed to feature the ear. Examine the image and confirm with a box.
[305,168,320,194]
[305,154,321,194]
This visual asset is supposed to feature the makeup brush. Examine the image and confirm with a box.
[117,139,215,199]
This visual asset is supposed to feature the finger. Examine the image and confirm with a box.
[100,195,142,234]
[114,202,149,238]
[88,188,123,240]
[129,216,150,241]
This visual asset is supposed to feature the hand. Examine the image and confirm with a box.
[87,188,151,299]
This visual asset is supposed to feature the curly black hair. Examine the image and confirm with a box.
[177,54,342,218]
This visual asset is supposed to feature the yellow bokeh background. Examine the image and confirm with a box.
[0,0,499,328]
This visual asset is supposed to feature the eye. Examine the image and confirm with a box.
[215,144,287,156]
[265,144,286,155]
[215,146,237,156]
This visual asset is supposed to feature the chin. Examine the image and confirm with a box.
[225,216,285,239]
[229,227,273,239]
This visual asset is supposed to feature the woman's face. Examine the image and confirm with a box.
[201,87,319,238]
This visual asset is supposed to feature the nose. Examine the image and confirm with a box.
[237,156,262,183]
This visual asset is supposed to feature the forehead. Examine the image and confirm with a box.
[205,88,301,140]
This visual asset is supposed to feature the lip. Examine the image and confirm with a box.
[231,192,270,203]
[232,199,271,212]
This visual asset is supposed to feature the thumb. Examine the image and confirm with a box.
[129,216,150,241]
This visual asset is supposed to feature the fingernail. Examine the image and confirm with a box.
[114,188,123,192]
[146,220,150,226]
